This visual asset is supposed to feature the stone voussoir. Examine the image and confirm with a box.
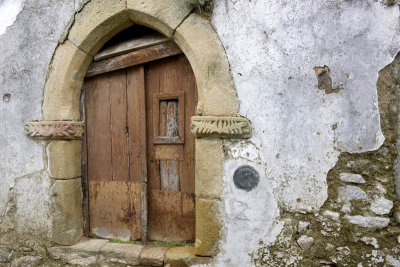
[174,13,239,116]
[68,0,132,56]
[140,246,168,266]
[127,0,192,38]
[42,40,92,120]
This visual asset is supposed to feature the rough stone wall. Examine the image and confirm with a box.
[0,0,87,251]
[212,0,400,266]
[0,0,400,266]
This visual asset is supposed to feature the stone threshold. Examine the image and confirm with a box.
[47,238,212,266]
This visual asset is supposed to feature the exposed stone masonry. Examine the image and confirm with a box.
[253,54,400,266]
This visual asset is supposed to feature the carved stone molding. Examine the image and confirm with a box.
[191,116,252,139]
[25,121,84,140]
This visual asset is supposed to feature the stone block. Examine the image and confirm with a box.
[100,243,143,265]
[344,215,390,229]
[0,252,12,263]
[165,246,195,267]
[140,246,167,266]
[10,256,42,267]
[174,13,239,116]
[50,178,83,245]
[47,140,81,179]
[127,0,192,37]
[339,173,366,184]
[195,139,223,199]
[48,238,108,261]
[68,0,132,56]
[195,198,222,256]
[42,40,92,120]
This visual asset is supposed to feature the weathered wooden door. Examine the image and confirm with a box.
[83,40,196,242]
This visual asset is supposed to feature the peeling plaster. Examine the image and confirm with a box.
[212,0,400,264]
[0,0,25,36]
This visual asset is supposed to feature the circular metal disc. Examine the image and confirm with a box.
[233,165,260,191]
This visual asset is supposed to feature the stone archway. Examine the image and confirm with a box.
[24,0,252,257]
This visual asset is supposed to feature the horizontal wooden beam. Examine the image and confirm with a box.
[94,33,169,61]
[86,42,182,77]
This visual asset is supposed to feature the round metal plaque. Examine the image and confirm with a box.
[233,165,260,191]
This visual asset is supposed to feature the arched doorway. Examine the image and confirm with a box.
[26,0,252,257]
[83,26,197,243]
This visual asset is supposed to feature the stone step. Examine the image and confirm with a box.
[47,238,211,266]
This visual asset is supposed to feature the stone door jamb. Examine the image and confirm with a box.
[25,0,252,257]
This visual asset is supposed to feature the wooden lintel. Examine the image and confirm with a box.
[86,42,182,77]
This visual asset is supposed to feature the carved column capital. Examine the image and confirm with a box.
[25,121,84,140]
[190,116,252,139]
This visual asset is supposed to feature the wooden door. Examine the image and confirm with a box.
[146,55,196,242]
[83,41,196,242]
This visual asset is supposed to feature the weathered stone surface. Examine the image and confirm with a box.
[191,116,252,139]
[344,215,390,229]
[323,210,340,222]
[10,256,42,267]
[25,121,84,140]
[339,173,366,184]
[394,209,400,223]
[127,0,192,37]
[140,246,167,266]
[195,198,222,256]
[298,221,310,233]
[68,0,132,56]
[100,243,143,265]
[47,140,81,179]
[338,186,368,202]
[360,237,379,249]
[50,178,83,245]
[164,246,195,267]
[0,252,12,263]
[370,196,393,215]
[68,256,97,266]
[48,238,108,263]
[385,255,400,266]
[174,13,239,116]
[42,40,92,120]
[297,235,314,250]
[195,139,223,199]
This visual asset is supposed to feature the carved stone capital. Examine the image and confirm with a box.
[191,116,252,139]
[25,121,84,140]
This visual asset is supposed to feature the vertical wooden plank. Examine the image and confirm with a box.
[110,70,129,181]
[159,101,167,137]
[145,62,161,190]
[127,65,147,242]
[127,66,147,183]
[178,55,197,193]
[82,78,92,235]
[86,73,112,181]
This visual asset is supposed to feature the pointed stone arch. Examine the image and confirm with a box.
[30,0,251,257]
